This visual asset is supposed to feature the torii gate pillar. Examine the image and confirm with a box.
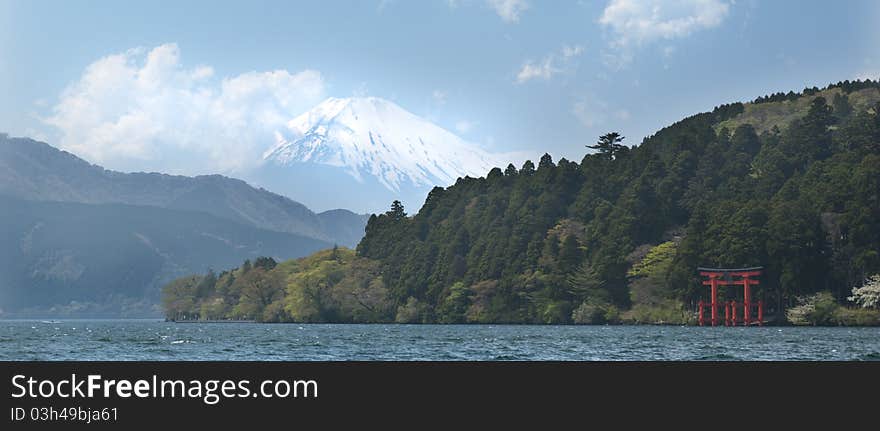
[698,267,764,327]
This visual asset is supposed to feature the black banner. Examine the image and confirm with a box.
[2,361,875,428]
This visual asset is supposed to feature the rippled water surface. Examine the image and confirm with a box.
[1,320,878,360]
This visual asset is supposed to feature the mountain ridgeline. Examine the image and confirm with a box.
[0,135,369,317]
[258,96,511,213]
[164,81,880,325]
[0,136,369,247]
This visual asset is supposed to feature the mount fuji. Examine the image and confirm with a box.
[256,97,516,213]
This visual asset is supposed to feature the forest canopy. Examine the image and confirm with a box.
[163,81,880,325]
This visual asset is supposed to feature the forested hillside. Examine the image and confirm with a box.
[0,197,330,317]
[163,81,880,325]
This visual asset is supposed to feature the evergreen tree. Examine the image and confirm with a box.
[487,167,503,180]
[832,93,853,119]
[538,153,555,170]
[387,200,407,220]
[567,262,607,302]
[587,132,626,160]
[798,97,835,161]
[557,235,582,273]
[254,256,277,270]
[195,269,217,298]
[521,160,536,175]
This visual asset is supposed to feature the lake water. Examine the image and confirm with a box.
[1,320,879,360]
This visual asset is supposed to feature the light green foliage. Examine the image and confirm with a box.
[160,247,392,323]
[621,300,693,325]
[626,241,678,313]
[627,241,676,279]
[788,291,880,326]
[284,256,346,322]
[283,247,392,323]
[161,275,201,320]
[830,307,880,326]
[541,300,573,324]
[328,258,392,322]
[437,282,471,323]
[234,268,285,321]
[199,297,228,320]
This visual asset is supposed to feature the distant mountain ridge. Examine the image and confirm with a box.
[265,97,505,190]
[258,97,520,213]
[0,135,368,247]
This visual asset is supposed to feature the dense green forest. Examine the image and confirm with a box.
[163,81,880,325]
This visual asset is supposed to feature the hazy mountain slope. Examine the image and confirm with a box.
[0,196,332,317]
[316,209,371,248]
[0,135,367,246]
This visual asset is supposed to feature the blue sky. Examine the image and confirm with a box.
[1,0,878,176]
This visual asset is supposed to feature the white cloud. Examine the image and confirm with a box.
[599,0,730,47]
[487,0,529,23]
[600,49,634,70]
[516,44,584,84]
[43,43,325,175]
[562,44,585,58]
[516,58,557,83]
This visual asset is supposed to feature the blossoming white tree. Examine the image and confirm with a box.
[848,274,880,309]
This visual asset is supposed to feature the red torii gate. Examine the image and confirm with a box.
[698,267,764,327]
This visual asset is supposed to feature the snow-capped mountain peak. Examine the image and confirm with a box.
[263,97,504,191]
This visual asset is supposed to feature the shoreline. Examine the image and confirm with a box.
[169,319,256,323]
[2,318,878,327]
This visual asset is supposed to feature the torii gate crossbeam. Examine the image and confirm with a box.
[697,267,764,327]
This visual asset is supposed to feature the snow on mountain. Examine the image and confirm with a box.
[262,97,506,192]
